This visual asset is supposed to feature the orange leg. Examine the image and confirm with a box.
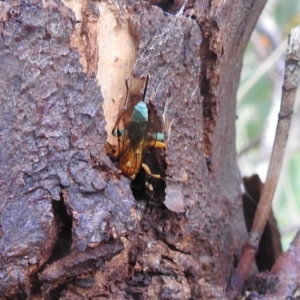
[141,163,162,179]
[148,140,166,148]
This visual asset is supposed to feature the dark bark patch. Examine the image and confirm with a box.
[197,18,221,169]
[242,175,282,272]
[148,0,186,14]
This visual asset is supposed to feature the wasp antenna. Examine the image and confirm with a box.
[163,93,171,125]
[142,75,150,102]
[124,78,130,109]
[166,118,175,143]
[163,93,174,143]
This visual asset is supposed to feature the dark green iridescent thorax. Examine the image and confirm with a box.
[126,121,148,148]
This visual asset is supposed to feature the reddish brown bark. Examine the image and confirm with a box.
[0,0,267,298]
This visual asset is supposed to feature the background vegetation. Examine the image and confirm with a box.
[237,0,300,250]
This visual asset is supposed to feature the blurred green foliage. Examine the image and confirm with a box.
[237,0,300,251]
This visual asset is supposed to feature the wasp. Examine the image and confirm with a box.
[108,76,166,180]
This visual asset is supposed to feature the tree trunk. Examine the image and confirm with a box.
[0,0,267,299]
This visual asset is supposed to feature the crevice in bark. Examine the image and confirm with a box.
[17,277,27,300]
[48,191,73,263]
[242,175,282,272]
[197,19,220,171]
[148,0,186,14]
[30,190,72,296]
[48,283,66,300]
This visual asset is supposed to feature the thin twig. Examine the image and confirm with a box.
[227,26,300,299]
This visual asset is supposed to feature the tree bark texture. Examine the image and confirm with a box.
[0,0,267,298]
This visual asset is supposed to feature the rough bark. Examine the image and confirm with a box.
[0,0,267,299]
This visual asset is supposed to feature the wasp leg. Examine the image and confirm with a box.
[141,163,162,179]
[148,140,166,148]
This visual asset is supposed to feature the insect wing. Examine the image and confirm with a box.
[145,101,165,147]
[112,111,145,178]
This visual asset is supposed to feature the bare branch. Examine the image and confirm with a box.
[227,26,300,299]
